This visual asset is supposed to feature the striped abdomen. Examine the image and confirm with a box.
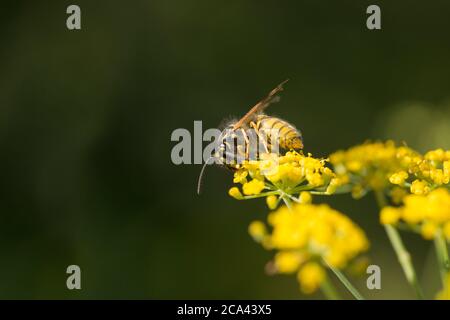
[256,114,303,150]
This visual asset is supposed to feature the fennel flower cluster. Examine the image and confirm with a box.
[249,203,369,294]
[389,148,450,196]
[328,141,450,299]
[329,141,420,199]
[380,188,450,240]
[228,151,339,208]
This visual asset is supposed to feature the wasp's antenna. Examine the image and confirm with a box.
[197,156,215,195]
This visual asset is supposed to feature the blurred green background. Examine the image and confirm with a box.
[0,1,449,299]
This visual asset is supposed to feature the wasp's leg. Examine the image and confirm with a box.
[238,128,251,161]
[249,121,261,131]
[256,130,270,154]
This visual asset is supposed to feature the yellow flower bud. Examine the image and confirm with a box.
[266,195,278,210]
[444,161,450,176]
[307,172,324,187]
[228,187,243,199]
[425,148,445,161]
[297,262,325,294]
[421,221,438,240]
[242,179,265,195]
[389,171,408,185]
[274,251,302,274]
[248,221,267,242]
[380,207,401,225]
[299,191,312,204]
[410,179,430,195]
[233,170,248,184]
[430,169,446,185]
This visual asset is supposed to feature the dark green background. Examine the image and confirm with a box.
[0,1,449,299]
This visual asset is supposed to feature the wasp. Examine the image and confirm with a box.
[197,80,303,193]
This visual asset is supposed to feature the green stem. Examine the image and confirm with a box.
[282,195,293,210]
[320,276,341,300]
[374,189,388,207]
[309,191,331,195]
[324,260,365,300]
[434,232,450,289]
[374,190,424,299]
[240,190,279,200]
[384,225,424,299]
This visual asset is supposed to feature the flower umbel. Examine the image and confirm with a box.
[228,151,336,209]
[329,141,421,198]
[250,203,369,294]
[390,148,450,195]
[380,188,450,241]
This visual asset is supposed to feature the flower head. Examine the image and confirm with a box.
[329,141,420,198]
[390,148,450,195]
[228,151,336,209]
[249,202,369,295]
[297,262,325,294]
[242,179,265,195]
[380,188,450,241]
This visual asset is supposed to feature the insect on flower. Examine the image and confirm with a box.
[197,80,304,194]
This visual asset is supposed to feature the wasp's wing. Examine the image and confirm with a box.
[232,79,289,130]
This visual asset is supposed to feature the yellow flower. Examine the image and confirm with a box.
[425,148,446,162]
[384,188,450,240]
[266,203,369,269]
[266,195,278,210]
[297,262,325,294]
[233,169,248,184]
[228,151,336,200]
[389,171,408,185]
[430,169,444,185]
[325,250,346,268]
[274,251,304,274]
[444,161,450,176]
[421,221,438,240]
[325,175,349,194]
[298,191,312,204]
[398,147,450,191]
[242,179,265,195]
[248,221,267,242]
[410,179,430,195]
[329,141,422,198]
[228,187,243,199]
[380,207,401,225]
[306,172,324,187]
